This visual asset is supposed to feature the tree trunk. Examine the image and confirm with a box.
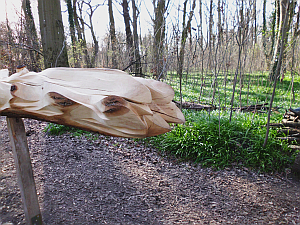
[108,0,118,69]
[208,0,214,70]
[263,0,290,147]
[132,0,142,76]
[121,0,134,71]
[253,0,257,44]
[262,0,276,69]
[217,0,223,43]
[38,0,69,68]
[269,0,290,81]
[75,0,91,68]
[73,0,82,40]
[290,4,300,105]
[67,0,76,45]
[178,0,196,109]
[153,0,166,79]
[88,13,99,68]
[229,45,242,122]
[66,0,79,67]
[198,0,205,100]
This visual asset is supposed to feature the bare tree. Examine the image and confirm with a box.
[253,0,257,44]
[290,4,300,104]
[75,0,91,67]
[262,0,276,69]
[108,0,118,69]
[22,0,41,71]
[208,0,214,70]
[81,0,101,67]
[269,0,293,81]
[198,0,206,100]
[153,0,169,79]
[121,0,134,70]
[264,0,290,147]
[4,20,16,72]
[217,0,223,43]
[178,0,196,109]
[229,0,249,122]
[132,0,142,76]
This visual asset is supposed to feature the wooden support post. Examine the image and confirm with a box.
[6,117,43,225]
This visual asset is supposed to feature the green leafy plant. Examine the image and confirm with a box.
[44,123,94,138]
[150,110,297,172]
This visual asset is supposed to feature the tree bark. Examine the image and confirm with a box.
[38,0,69,68]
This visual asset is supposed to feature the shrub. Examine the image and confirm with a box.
[150,110,297,172]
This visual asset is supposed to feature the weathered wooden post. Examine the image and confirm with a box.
[7,118,43,225]
[5,66,43,225]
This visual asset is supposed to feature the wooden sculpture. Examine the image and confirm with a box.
[0,67,185,138]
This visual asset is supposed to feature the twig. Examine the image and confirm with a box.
[55,41,65,68]
[0,41,43,55]
[122,54,146,72]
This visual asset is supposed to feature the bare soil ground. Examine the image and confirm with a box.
[1,116,300,225]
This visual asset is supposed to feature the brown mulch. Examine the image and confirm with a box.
[1,116,300,225]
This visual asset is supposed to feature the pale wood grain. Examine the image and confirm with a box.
[0,68,185,138]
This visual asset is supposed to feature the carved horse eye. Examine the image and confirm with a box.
[10,85,17,92]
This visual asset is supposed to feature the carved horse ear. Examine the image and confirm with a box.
[4,66,30,84]
[16,65,30,76]
[16,65,27,72]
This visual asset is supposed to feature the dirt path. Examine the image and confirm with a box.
[1,117,300,224]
